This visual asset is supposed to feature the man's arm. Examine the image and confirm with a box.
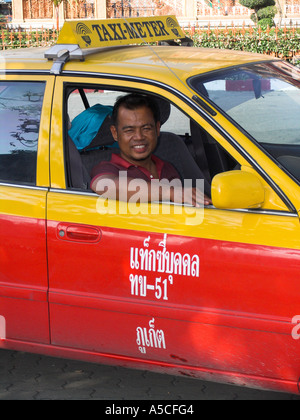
[91,173,152,202]
[91,174,212,207]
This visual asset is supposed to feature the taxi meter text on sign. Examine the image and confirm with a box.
[57,16,186,48]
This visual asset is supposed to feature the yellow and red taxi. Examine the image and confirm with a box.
[1,15,300,395]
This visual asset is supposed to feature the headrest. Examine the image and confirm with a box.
[68,104,113,150]
[84,114,115,150]
[155,97,171,126]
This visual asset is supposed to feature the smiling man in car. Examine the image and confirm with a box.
[90,93,212,207]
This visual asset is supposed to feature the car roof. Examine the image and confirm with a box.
[0,47,52,71]
[0,44,273,81]
[68,45,273,76]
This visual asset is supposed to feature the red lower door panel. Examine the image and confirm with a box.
[47,221,300,391]
[0,214,49,343]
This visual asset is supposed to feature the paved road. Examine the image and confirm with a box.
[0,349,299,400]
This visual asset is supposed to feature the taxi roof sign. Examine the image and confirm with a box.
[56,15,186,49]
[45,16,189,74]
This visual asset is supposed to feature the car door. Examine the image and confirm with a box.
[0,75,54,345]
[47,75,300,393]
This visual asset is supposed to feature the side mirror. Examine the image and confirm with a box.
[211,170,265,209]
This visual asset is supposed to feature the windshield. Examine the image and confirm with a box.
[189,61,300,181]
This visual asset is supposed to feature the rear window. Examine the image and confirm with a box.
[0,81,45,185]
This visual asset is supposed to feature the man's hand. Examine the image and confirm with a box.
[171,186,212,207]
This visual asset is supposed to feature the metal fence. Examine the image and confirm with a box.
[0,27,59,49]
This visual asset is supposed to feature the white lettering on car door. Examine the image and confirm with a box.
[0,316,6,340]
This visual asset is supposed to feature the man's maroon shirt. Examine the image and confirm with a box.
[90,153,180,186]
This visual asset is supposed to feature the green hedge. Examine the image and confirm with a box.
[188,28,300,60]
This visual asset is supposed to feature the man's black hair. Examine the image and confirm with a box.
[112,93,160,126]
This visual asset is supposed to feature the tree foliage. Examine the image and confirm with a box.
[239,0,277,26]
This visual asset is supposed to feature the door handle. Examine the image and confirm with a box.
[57,223,102,243]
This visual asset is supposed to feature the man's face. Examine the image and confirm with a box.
[110,105,160,165]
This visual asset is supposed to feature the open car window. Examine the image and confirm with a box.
[65,86,237,193]
[67,88,191,138]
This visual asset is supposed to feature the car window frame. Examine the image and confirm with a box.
[52,74,297,215]
[0,74,55,189]
[0,79,46,187]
